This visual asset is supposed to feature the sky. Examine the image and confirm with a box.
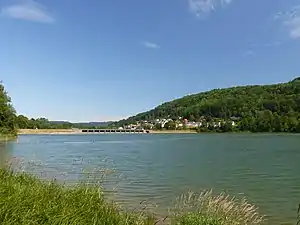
[1,0,300,122]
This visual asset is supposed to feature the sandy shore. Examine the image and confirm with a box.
[18,129,80,135]
[149,130,197,134]
[18,129,197,135]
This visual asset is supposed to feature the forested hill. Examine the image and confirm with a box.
[117,77,300,132]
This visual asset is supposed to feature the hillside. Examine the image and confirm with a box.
[117,77,300,132]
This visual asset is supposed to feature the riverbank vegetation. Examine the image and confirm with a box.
[0,168,265,225]
[0,82,17,139]
[117,77,300,133]
[0,169,155,225]
[172,191,264,225]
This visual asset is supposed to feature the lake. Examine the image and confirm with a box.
[1,133,299,224]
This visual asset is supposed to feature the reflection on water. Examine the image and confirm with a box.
[0,143,5,168]
[1,134,300,225]
[0,142,11,168]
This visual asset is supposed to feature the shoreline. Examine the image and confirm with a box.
[150,130,197,134]
[18,129,197,135]
[0,135,17,141]
[18,129,80,135]
[17,129,300,135]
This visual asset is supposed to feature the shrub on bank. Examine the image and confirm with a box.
[0,169,265,225]
[0,128,17,141]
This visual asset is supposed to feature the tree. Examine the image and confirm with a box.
[0,82,17,136]
[273,113,283,132]
[220,122,233,132]
[155,123,162,130]
[16,115,30,129]
[164,121,176,130]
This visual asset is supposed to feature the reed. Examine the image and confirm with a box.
[171,190,265,225]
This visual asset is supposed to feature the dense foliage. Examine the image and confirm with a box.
[0,83,17,136]
[118,78,300,133]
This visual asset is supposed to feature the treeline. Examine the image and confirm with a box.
[15,115,112,130]
[117,77,300,133]
[16,116,73,129]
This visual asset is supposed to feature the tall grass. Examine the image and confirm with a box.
[171,190,265,225]
[0,169,265,225]
[0,169,155,225]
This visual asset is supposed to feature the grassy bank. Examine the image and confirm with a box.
[0,169,155,225]
[0,169,265,225]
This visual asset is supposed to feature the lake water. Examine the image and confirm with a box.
[0,134,299,224]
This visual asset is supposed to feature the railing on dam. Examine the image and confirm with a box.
[81,129,148,133]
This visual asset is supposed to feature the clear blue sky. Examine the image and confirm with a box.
[1,0,300,122]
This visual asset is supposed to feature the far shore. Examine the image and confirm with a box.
[150,130,197,134]
[18,129,197,135]
[18,129,80,135]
